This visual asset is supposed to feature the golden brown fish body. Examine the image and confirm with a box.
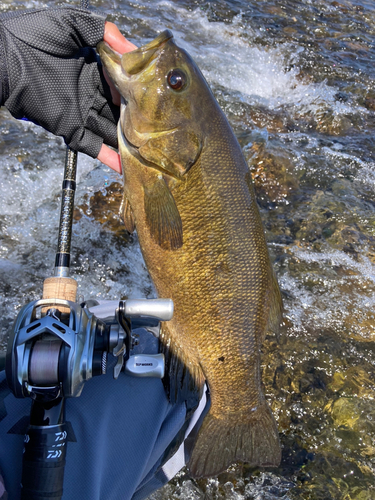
[98,30,282,478]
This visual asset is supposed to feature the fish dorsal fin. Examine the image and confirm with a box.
[144,176,183,250]
[244,171,283,341]
[139,129,201,179]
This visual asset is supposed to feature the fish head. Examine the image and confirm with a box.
[98,30,214,178]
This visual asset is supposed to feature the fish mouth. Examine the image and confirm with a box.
[97,41,122,75]
[97,29,174,93]
[121,30,174,75]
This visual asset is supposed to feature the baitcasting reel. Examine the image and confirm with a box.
[5,295,174,500]
[6,297,173,402]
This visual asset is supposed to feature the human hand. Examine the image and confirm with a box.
[0,8,136,174]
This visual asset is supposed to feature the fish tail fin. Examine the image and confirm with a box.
[188,402,281,478]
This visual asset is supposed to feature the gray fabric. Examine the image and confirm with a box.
[133,386,210,500]
[0,7,119,158]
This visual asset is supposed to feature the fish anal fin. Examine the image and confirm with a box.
[144,176,183,250]
[188,403,281,478]
[120,194,136,234]
[139,129,201,178]
[160,326,205,412]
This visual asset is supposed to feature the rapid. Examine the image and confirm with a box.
[1,0,375,498]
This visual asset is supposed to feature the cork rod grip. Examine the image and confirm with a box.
[42,277,77,313]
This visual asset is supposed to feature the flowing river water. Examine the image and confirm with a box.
[1,0,375,498]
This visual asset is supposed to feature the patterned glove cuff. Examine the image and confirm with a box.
[0,23,9,106]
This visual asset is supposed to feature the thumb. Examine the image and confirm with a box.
[102,22,137,106]
[104,22,137,54]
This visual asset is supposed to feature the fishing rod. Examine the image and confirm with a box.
[3,4,172,500]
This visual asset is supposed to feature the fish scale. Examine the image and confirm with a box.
[98,28,282,478]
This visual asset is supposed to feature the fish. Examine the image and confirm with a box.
[97,30,283,478]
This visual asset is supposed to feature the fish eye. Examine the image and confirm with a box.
[167,69,186,91]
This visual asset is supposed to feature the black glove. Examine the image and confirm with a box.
[0,7,119,158]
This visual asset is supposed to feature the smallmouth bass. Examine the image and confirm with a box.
[98,30,282,478]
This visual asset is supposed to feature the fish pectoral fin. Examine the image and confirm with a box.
[188,403,281,478]
[120,194,135,234]
[160,326,205,411]
[144,176,183,250]
[139,129,202,178]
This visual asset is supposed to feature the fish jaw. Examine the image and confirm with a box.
[97,30,173,99]
[96,41,155,101]
[97,41,126,97]
[120,30,173,75]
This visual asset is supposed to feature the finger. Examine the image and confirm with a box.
[102,23,137,106]
[97,144,122,174]
[104,22,138,54]
[86,105,119,148]
[95,95,120,127]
